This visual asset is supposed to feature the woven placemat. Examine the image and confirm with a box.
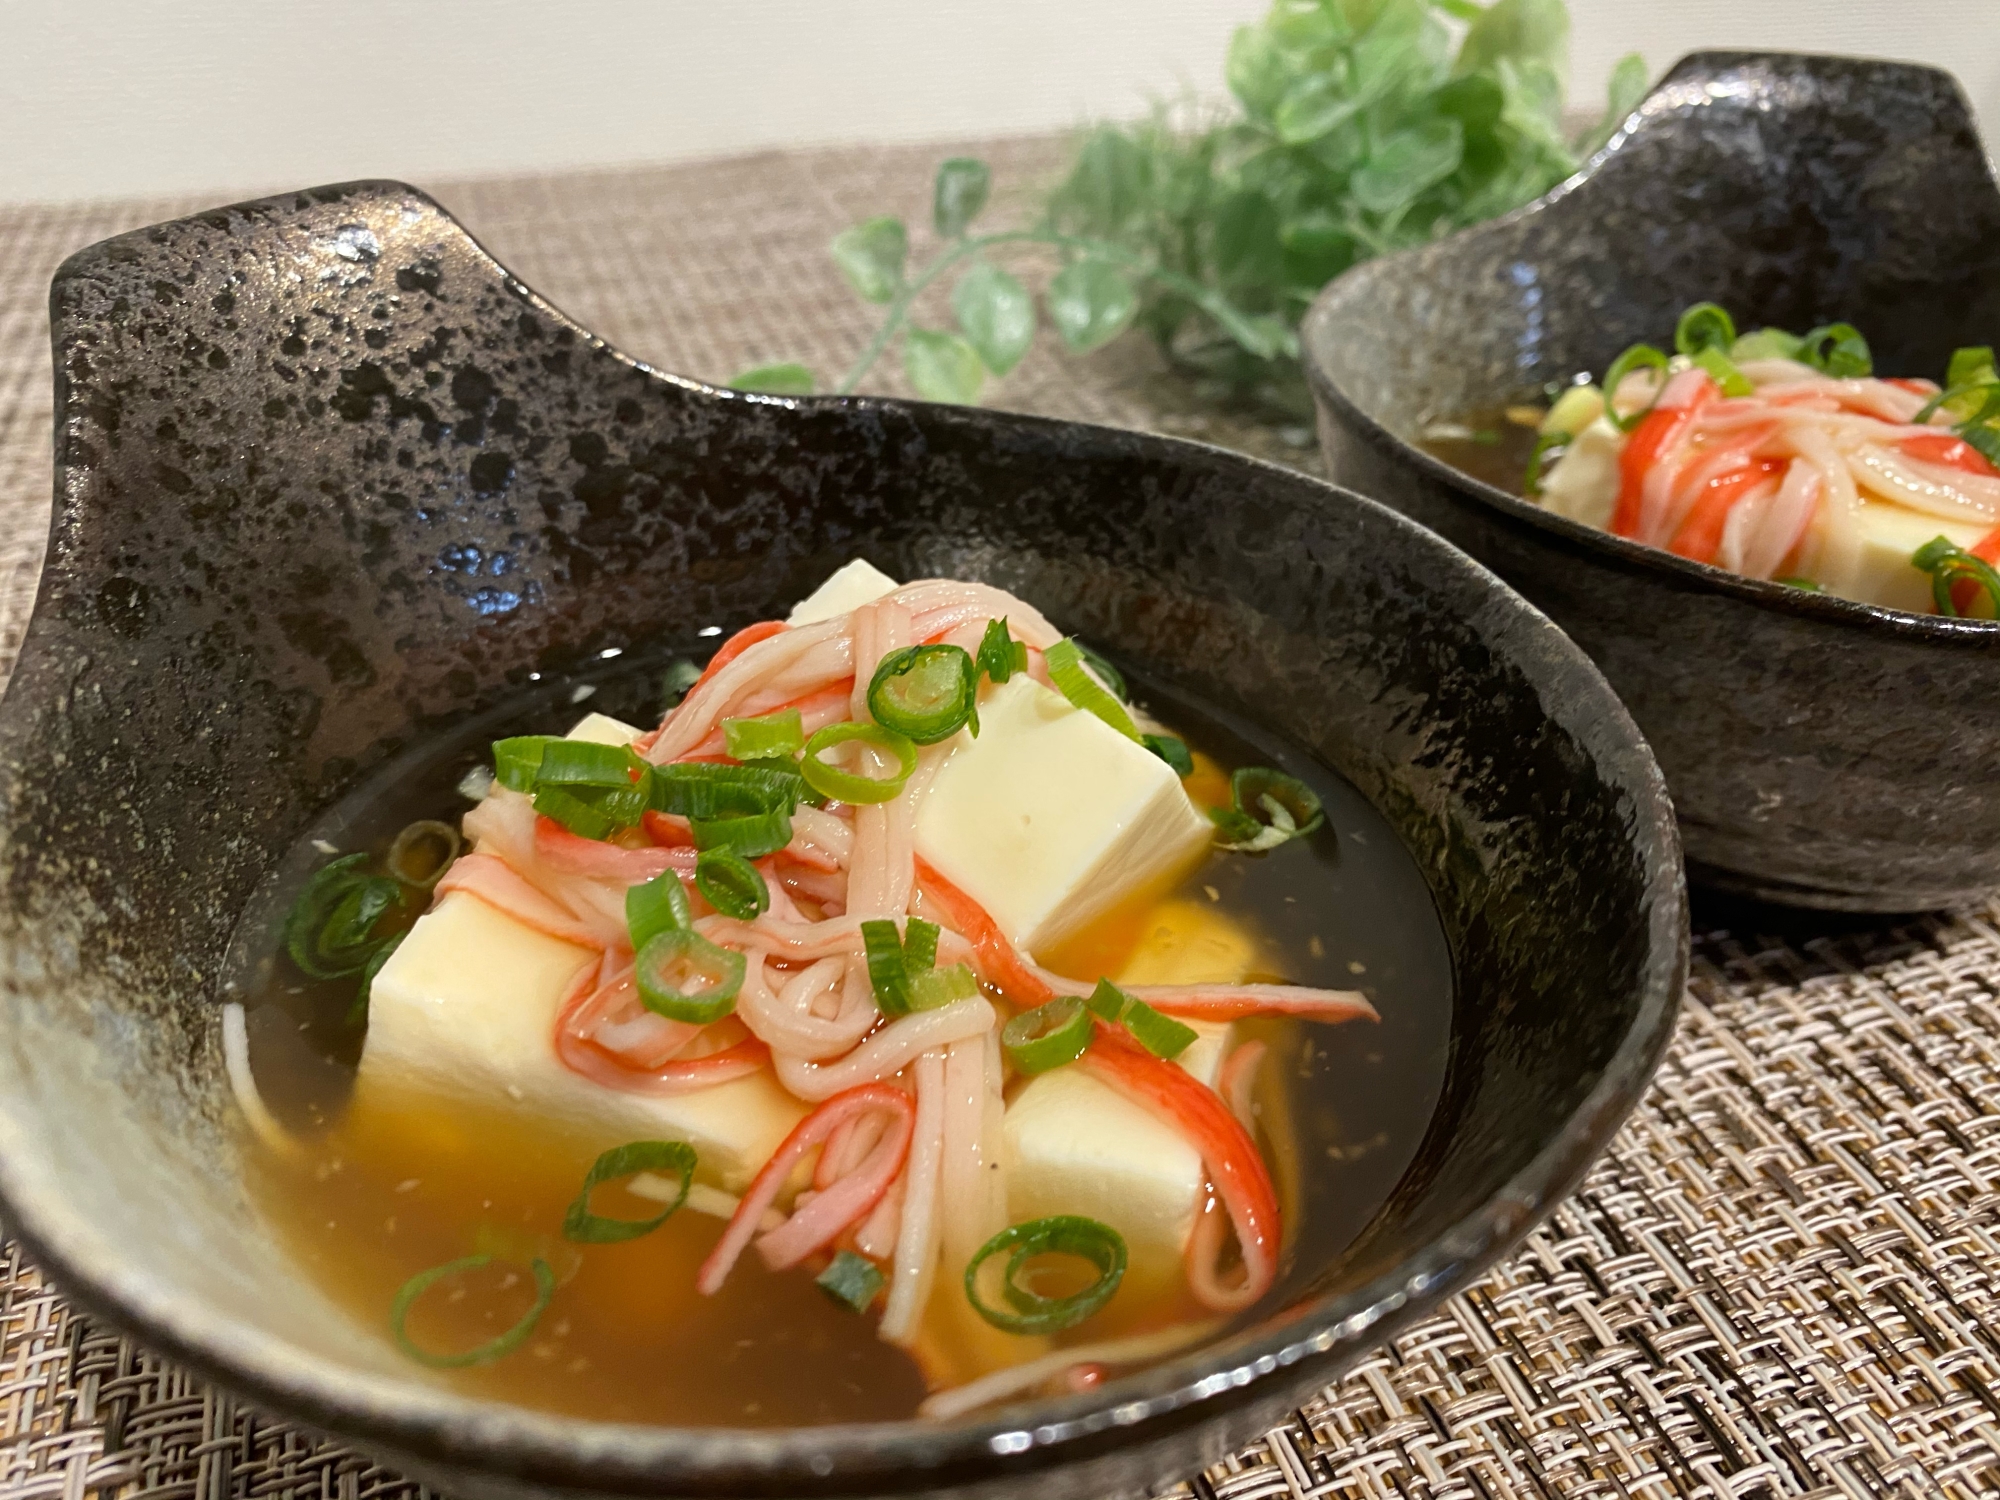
[3,142,1999,1500]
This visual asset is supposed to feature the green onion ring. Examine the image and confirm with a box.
[1001,997,1093,1074]
[1673,301,1736,357]
[1601,343,1670,432]
[1913,535,2000,618]
[901,917,940,974]
[625,870,691,951]
[386,819,461,889]
[1689,345,1753,398]
[1083,978,1197,1060]
[1141,732,1194,777]
[1073,642,1129,701]
[817,1250,886,1312]
[862,918,914,1016]
[562,1140,696,1243]
[867,644,980,745]
[649,762,803,819]
[491,735,559,792]
[976,617,1029,684]
[389,1254,556,1368]
[722,707,805,761]
[535,738,648,789]
[963,1216,1127,1334]
[284,854,402,978]
[694,848,769,921]
[634,929,745,1023]
[1798,321,1872,378]
[907,962,980,1011]
[800,722,918,804]
[690,806,793,859]
[1523,430,1569,499]
[349,930,404,1027]
[1044,639,1141,741]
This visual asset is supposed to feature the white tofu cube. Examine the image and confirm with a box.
[564,712,644,746]
[1838,500,1987,613]
[786,558,900,625]
[915,676,1211,955]
[358,893,806,1190]
[1002,1021,1227,1282]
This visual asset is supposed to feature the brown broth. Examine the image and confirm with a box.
[225,655,1454,1425]
[1416,405,1545,494]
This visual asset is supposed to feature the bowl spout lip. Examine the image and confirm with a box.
[1302,47,2000,649]
[9,176,1688,1495]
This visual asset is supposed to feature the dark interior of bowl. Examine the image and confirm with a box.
[1306,52,2000,913]
[0,182,1682,1498]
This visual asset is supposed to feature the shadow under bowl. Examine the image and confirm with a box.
[0,181,1682,1498]
[1306,50,2000,913]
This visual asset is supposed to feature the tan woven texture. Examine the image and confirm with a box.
[2,141,1999,1500]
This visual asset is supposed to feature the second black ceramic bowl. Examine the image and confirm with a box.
[0,181,1682,1499]
[1306,51,2000,912]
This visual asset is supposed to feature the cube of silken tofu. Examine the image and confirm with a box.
[1002,1027,1227,1284]
[786,558,900,625]
[1838,501,1987,614]
[915,676,1212,956]
[358,892,806,1190]
[564,711,644,746]
[1003,902,1258,1280]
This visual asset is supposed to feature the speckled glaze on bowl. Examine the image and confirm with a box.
[0,182,1682,1499]
[1306,51,2000,912]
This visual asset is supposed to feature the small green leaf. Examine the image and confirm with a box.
[1060,130,1151,232]
[1225,23,1290,122]
[904,328,985,404]
[952,262,1034,376]
[831,217,908,304]
[933,158,992,239]
[1047,260,1137,355]
[728,363,814,396]
[1213,190,1283,288]
[1454,0,1569,78]
[1351,118,1463,216]
[1577,53,1649,155]
[1273,72,1362,145]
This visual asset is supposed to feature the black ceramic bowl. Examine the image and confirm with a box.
[0,182,1682,1499]
[1306,51,2000,913]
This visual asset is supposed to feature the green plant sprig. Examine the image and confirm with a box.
[731,159,1290,406]
[733,0,1645,417]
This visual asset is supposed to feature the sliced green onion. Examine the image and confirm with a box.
[1214,767,1325,852]
[1601,343,1670,431]
[694,848,769,920]
[649,762,803,819]
[1948,346,1997,393]
[1045,639,1141,741]
[534,782,647,840]
[690,807,793,860]
[1913,536,2000,618]
[1084,978,1197,1060]
[1142,733,1194,777]
[800,722,917,805]
[1674,301,1736,357]
[908,962,980,1011]
[386,820,460,889]
[1001,996,1093,1074]
[977,617,1029,684]
[816,1250,885,1312]
[901,917,940,975]
[862,918,915,1016]
[389,1254,555,1368]
[867,645,979,745]
[1689,345,1753,398]
[1776,576,1823,592]
[536,739,646,789]
[285,854,402,978]
[625,871,691,950]
[1523,430,1570,498]
[562,1140,696,1243]
[1798,322,1871,378]
[722,707,805,762]
[963,1216,1127,1334]
[492,735,559,792]
[634,929,744,1023]
[1729,327,1804,363]
[1074,643,1128,701]
[349,929,403,1027]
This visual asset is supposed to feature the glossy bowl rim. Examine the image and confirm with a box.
[3,184,1689,1495]
[1298,62,2000,653]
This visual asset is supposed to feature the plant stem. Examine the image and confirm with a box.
[833,228,1279,396]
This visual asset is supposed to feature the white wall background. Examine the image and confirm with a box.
[2,1,1995,206]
